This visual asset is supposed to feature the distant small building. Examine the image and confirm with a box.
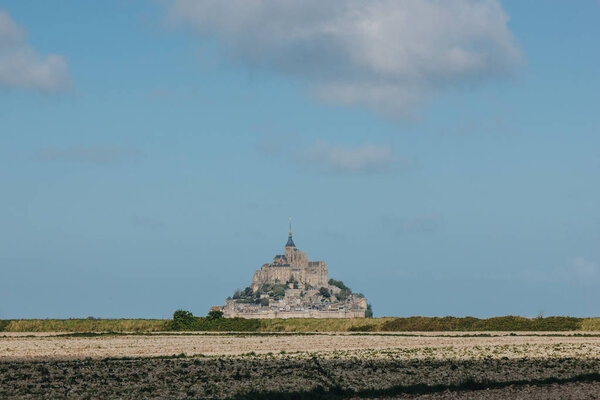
[217,220,368,319]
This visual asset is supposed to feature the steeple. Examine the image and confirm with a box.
[286,217,296,247]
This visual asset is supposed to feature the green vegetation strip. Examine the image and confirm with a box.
[2,315,599,333]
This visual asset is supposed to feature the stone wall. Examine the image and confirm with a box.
[250,261,328,291]
[304,261,328,288]
[224,309,366,319]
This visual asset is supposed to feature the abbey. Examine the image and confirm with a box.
[216,221,369,319]
[250,227,328,293]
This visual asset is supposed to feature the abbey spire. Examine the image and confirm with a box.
[285,217,296,248]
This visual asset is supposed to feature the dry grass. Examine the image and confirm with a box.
[581,318,600,331]
[4,316,597,333]
[1,319,168,333]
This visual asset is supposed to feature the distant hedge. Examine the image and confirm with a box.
[169,312,261,332]
[376,316,583,332]
[0,320,9,332]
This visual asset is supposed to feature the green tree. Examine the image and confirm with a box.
[272,284,287,299]
[335,288,352,302]
[172,310,195,329]
[328,279,349,291]
[319,287,331,298]
[365,304,373,318]
[261,283,273,293]
[207,310,224,320]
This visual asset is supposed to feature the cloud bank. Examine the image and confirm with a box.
[260,138,410,174]
[299,141,395,173]
[0,10,70,91]
[168,0,520,118]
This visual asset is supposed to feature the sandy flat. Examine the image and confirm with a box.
[2,332,600,360]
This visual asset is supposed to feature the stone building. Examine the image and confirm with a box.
[250,223,328,292]
[218,221,369,319]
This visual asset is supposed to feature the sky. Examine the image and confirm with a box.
[1,1,599,319]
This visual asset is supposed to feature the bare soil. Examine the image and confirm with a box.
[1,332,599,399]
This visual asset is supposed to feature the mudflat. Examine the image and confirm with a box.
[2,332,599,399]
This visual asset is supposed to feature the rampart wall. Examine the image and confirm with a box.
[224,310,366,319]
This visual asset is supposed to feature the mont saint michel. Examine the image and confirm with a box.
[215,221,369,319]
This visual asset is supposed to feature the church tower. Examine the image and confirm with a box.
[284,218,307,267]
[285,217,295,248]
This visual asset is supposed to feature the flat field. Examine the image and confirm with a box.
[2,332,600,399]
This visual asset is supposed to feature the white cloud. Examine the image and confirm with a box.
[259,137,410,174]
[167,0,521,118]
[299,140,395,173]
[0,10,70,91]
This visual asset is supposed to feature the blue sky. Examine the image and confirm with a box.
[1,1,599,319]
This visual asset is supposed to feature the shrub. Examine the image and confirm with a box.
[365,304,373,318]
[207,310,224,320]
[260,298,270,307]
[0,320,9,332]
[271,284,287,299]
[319,287,331,298]
[328,279,349,291]
[169,310,263,332]
[172,310,195,330]
[380,316,583,332]
[348,324,377,332]
[335,288,352,301]
[261,283,273,293]
[190,317,262,332]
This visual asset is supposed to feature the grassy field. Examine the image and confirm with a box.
[0,319,169,333]
[1,316,599,333]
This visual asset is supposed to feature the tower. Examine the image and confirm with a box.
[286,217,295,248]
